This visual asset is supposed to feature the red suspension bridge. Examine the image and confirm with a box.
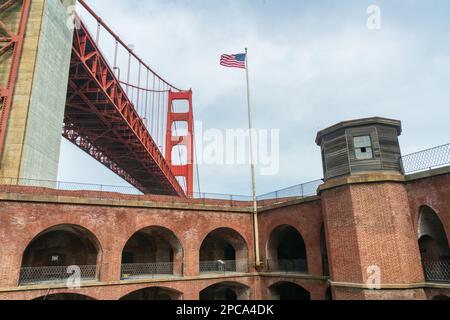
[1,0,195,197]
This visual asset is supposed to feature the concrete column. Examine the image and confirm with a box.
[0,0,74,182]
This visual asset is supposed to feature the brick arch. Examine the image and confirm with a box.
[9,288,103,301]
[17,219,106,258]
[416,205,450,245]
[104,282,188,300]
[117,223,185,254]
[199,281,251,300]
[267,280,311,300]
[199,227,250,264]
[265,224,309,272]
[20,223,103,271]
[262,277,328,300]
[258,201,323,275]
[21,223,103,258]
[119,286,183,300]
[32,293,97,300]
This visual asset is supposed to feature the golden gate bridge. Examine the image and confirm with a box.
[0,0,195,196]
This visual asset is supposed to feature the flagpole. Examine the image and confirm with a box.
[245,48,261,269]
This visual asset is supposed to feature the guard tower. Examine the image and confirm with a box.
[317,117,403,180]
[317,117,426,300]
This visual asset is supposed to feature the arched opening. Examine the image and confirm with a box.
[418,206,450,283]
[268,282,311,300]
[266,225,308,273]
[120,287,183,300]
[321,224,330,276]
[432,295,450,300]
[20,225,101,286]
[199,228,249,274]
[33,293,95,301]
[121,226,183,280]
[200,282,250,300]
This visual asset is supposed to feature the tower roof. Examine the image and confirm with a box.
[315,117,402,145]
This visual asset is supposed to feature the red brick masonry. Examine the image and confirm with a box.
[0,170,449,300]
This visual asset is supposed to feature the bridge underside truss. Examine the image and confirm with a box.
[64,20,185,196]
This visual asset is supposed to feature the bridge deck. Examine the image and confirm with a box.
[64,20,184,196]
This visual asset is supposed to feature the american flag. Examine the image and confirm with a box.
[220,53,247,69]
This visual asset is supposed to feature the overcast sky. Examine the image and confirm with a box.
[58,0,450,196]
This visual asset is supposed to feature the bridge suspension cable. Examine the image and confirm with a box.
[69,0,197,195]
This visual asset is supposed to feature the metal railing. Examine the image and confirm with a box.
[120,262,182,280]
[401,143,450,174]
[257,180,323,202]
[423,260,450,283]
[266,259,308,274]
[19,265,97,286]
[0,177,322,205]
[0,177,143,195]
[199,260,249,274]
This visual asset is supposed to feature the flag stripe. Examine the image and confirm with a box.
[220,53,246,69]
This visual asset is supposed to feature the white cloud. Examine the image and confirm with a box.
[59,0,450,195]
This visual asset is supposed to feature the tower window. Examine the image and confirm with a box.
[354,136,373,160]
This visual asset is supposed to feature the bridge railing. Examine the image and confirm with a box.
[401,143,450,174]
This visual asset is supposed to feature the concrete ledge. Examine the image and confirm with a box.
[0,272,328,294]
[258,272,328,282]
[319,172,405,193]
[405,165,450,182]
[0,274,259,293]
[258,196,321,212]
[0,192,253,214]
[329,280,450,290]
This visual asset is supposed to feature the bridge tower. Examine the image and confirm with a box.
[165,90,194,196]
[0,0,74,183]
[317,117,426,300]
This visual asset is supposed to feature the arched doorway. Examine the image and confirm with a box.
[418,206,450,283]
[200,282,250,300]
[120,287,182,300]
[33,293,95,300]
[121,226,183,280]
[266,225,308,273]
[268,282,311,300]
[20,225,101,286]
[199,228,249,274]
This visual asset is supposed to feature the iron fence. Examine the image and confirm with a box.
[199,260,249,274]
[423,260,450,283]
[19,265,97,286]
[0,177,142,195]
[401,143,450,174]
[120,262,182,280]
[266,259,308,274]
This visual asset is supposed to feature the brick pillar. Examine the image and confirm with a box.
[183,242,200,277]
[98,248,122,283]
[320,176,426,300]
[0,252,22,288]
